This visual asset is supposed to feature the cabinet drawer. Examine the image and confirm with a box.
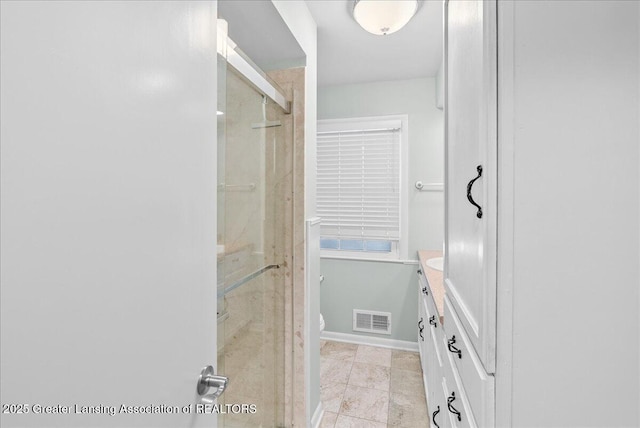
[442,334,477,428]
[424,321,441,409]
[418,297,428,374]
[417,267,429,293]
[418,268,442,330]
[429,321,444,371]
[443,295,494,427]
[432,382,449,428]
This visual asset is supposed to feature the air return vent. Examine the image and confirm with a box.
[352,310,392,335]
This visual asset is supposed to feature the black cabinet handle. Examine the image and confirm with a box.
[418,318,424,340]
[447,392,462,422]
[447,335,462,359]
[466,165,483,218]
[422,286,428,295]
[417,269,422,275]
[429,315,437,328]
[432,405,440,428]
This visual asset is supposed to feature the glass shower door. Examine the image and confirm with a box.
[217,30,290,428]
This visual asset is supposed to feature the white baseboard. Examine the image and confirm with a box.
[310,402,324,428]
[320,330,419,352]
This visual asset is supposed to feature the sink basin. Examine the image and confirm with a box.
[426,257,444,272]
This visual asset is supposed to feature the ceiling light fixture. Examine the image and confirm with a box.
[352,0,419,36]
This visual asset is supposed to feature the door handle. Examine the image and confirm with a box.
[418,318,424,340]
[197,366,229,398]
[447,335,462,359]
[466,165,483,218]
[429,315,437,328]
[422,286,428,295]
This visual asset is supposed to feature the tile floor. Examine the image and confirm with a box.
[320,340,429,427]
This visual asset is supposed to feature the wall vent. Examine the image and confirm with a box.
[352,310,392,335]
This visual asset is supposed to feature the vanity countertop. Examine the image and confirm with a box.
[417,250,445,323]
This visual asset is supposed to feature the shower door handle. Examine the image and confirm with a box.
[197,366,229,398]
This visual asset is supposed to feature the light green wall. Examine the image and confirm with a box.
[318,78,444,341]
[320,259,419,341]
[318,77,444,253]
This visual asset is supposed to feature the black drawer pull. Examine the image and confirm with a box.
[447,392,462,421]
[466,165,483,218]
[417,269,422,275]
[447,335,462,359]
[418,318,424,340]
[432,405,440,428]
[422,286,428,295]
[429,315,437,328]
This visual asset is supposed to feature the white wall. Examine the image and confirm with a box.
[502,2,640,426]
[318,78,444,341]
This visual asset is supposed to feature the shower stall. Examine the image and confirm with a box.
[216,18,294,428]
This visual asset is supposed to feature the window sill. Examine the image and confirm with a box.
[320,254,419,265]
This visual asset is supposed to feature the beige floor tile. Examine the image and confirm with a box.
[321,341,358,362]
[320,382,347,413]
[388,392,429,427]
[348,362,390,391]
[390,367,426,399]
[321,356,353,384]
[391,350,422,373]
[339,385,389,424]
[320,411,338,428]
[334,414,387,428]
[354,345,392,367]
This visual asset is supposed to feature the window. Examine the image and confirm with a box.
[317,116,408,260]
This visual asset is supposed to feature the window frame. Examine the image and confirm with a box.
[317,115,409,261]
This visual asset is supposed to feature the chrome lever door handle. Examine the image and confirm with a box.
[197,366,229,398]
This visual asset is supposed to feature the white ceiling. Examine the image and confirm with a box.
[306,0,443,87]
[218,1,443,88]
[219,1,306,71]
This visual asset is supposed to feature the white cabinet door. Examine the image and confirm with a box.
[444,0,497,373]
[0,2,219,427]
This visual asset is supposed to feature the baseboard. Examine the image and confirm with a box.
[310,402,324,428]
[320,330,419,352]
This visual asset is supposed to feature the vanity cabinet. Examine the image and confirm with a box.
[417,267,449,428]
[418,1,640,427]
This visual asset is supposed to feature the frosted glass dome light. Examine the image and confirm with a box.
[353,0,419,36]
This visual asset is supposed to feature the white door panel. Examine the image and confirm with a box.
[444,0,497,373]
[1,2,218,427]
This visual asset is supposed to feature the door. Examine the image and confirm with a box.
[444,0,497,373]
[1,2,220,427]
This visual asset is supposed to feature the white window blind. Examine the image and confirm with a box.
[317,120,401,244]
